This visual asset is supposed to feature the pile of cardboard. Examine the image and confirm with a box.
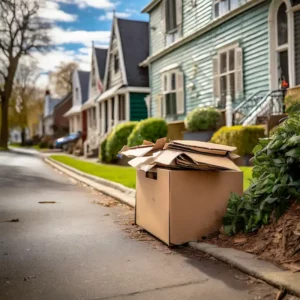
[119,138,243,246]
[120,138,240,172]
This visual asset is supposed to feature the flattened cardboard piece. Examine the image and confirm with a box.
[169,140,236,156]
[120,138,167,158]
[151,150,240,171]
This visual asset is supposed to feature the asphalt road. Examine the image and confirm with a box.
[0,150,282,300]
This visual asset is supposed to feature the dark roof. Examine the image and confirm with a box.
[78,71,90,104]
[54,92,72,109]
[117,18,149,87]
[95,48,108,81]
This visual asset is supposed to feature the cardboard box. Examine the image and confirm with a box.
[136,168,243,246]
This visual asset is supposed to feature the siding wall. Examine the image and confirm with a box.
[130,93,148,121]
[150,3,165,54]
[107,37,123,89]
[150,1,271,120]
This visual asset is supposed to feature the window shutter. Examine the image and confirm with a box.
[176,0,183,36]
[212,56,220,103]
[161,0,166,35]
[235,47,244,99]
[176,71,185,115]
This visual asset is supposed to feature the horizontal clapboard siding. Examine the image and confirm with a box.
[150,1,271,120]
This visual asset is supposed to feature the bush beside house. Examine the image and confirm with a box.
[211,125,265,157]
[184,107,222,141]
[128,118,168,147]
[105,122,138,163]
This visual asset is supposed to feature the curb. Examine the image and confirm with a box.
[45,157,300,297]
[45,157,136,208]
[189,242,300,297]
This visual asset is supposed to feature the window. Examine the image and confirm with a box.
[111,98,115,126]
[277,2,289,87]
[92,107,96,128]
[213,46,243,108]
[166,0,177,33]
[91,60,96,87]
[161,70,185,117]
[214,0,239,18]
[118,95,126,121]
[75,87,79,104]
[114,53,119,73]
[162,0,182,46]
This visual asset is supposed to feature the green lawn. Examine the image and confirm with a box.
[50,155,253,191]
[50,155,136,189]
[240,167,253,190]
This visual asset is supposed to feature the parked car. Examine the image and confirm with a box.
[54,131,82,149]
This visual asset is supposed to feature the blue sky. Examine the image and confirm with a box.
[35,0,150,87]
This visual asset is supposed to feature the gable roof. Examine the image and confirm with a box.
[95,48,108,81]
[54,92,72,110]
[78,71,90,104]
[117,18,149,87]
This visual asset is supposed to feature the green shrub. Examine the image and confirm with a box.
[127,118,168,147]
[106,122,138,163]
[99,138,108,163]
[185,107,221,132]
[224,112,300,235]
[210,125,265,156]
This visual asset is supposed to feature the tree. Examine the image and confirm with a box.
[50,62,78,97]
[0,0,51,148]
[9,61,43,145]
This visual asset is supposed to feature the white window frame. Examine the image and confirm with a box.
[269,0,296,89]
[213,0,240,19]
[161,69,185,117]
[213,43,243,107]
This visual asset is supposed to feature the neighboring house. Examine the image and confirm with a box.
[81,46,108,157]
[96,17,150,144]
[43,90,62,137]
[142,0,300,125]
[64,70,90,141]
[53,92,73,139]
[9,128,30,144]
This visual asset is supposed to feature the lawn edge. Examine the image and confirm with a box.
[45,157,136,208]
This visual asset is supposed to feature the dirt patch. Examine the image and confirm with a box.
[206,203,300,271]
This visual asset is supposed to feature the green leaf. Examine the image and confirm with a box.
[286,148,300,158]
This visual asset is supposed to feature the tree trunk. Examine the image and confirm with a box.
[21,127,26,146]
[0,97,9,149]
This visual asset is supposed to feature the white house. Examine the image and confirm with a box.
[64,70,90,139]
[81,46,107,157]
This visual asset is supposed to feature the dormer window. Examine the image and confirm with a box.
[75,87,79,104]
[114,53,119,73]
[214,0,239,19]
[91,60,96,87]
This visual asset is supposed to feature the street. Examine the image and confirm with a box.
[0,151,282,300]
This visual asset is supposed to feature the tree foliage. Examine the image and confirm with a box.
[50,62,78,97]
[0,0,51,148]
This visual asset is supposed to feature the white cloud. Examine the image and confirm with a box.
[54,0,116,9]
[50,27,110,47]
[99,11,131,21]
[39,1,77,22]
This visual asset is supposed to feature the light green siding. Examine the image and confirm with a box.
[130,93,148,121]
[150,1,271,121]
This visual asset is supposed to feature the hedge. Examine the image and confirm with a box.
[105,121,138,163]
[127,118,168,147]
[185,107,221,132]
[99,138,108,163]
[210,125,265,156]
